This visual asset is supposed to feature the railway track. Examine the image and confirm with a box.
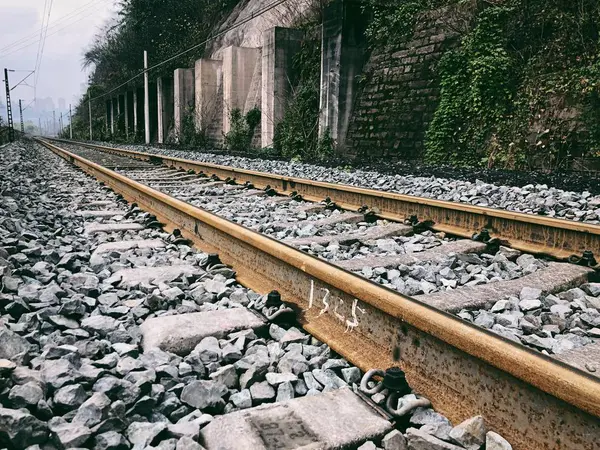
[35,137,600,449]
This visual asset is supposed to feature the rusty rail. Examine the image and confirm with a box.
[38,138,600,450]
[47,138,600,264]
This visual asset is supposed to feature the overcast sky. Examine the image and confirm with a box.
[0,0,117,111]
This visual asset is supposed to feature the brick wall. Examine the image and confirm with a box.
[346,8,462,159]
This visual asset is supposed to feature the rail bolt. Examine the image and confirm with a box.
[582,250,597,267]
[205,254,221,266]
[472,228,491,242]
[265,290,282,308]
[382,367,411,395]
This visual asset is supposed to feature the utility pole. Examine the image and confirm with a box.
[38,117,42,136]
[4,68,15,142]
[69,104,73,139]
[60,113,63,136]
[53,110,56,136]
[18,99,24,134]
[144,50,150,144]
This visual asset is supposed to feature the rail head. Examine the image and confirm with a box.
[50,138,600,236]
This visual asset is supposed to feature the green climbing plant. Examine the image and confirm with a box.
[224,107,261,151]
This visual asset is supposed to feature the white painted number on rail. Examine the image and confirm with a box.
[305,281,366,332]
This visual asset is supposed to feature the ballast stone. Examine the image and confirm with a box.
[0,408,49,448]
[84,222,144,235]
[140,309,265,355]
[199,387,392,449]
[115,265,202,288]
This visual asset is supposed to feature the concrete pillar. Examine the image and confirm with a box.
[318,0,367,150]
[125,91,134,138]
[222,46,260,134]
[261,27,304,148]
[111,97,117,135]
[195,59,223,142]
[173,68,195,140]
[105,100,111,134]
[133,90,139,135]
[157,77,174,144]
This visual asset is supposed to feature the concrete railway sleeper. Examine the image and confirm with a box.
[25,139,600,449]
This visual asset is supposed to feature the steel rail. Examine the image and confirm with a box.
[37,138,600,450]
[47,138,600,264]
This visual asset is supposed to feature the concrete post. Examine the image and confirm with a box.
[173,68,195,141]
[222,46,260,134]
[195,59,223,143]
[133,90,138,136]
[105,100,111,133]
[261,27,304,148]
[157,77,174,144]
[111,97,117,135]
[318,0,367,150]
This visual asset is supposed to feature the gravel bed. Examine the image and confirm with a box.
[0,141,513,449]
[461,285,600,364]
[358,247,548,296]
[93,142,600,225]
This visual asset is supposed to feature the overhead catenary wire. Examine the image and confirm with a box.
[0,0,110,55]
[88,0,291,104]
[32,0,50,78]
[34,0,54,93]
[0,0,110,60]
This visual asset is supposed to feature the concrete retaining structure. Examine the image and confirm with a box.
[261,27,303,148]
[318,0,367,150]
[174,68,195,140]
[195,59,223,144]
[222,46,260,134]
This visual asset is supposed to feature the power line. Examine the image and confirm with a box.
[33,0,49,81]
[0,0,109,54]
[0,0,110,59]
[34,0,54,90]
[90,0,291,103]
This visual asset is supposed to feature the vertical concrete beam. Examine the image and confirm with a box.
[157,77,174,144]
[105,100,111,134]
[222,46,260,134]
[173,68,196,141]
[125,91,134,138]
[261,27,304,148]
[133,90,139,136]
[319,0,367,150]
[111,98,117,135]
[195,59,223,142]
